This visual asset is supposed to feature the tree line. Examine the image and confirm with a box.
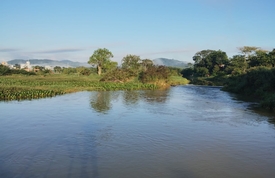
[181,46,275,78]
[180,46,275,111]
[87,48,182,85]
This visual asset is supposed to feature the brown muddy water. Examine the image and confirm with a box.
[0,85,275,178]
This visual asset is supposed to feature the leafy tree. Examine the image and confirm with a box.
[238,46,259,57]
[54,66,62,73]
[88,48,114,75]
[193,49,228,76]
[238,46,260,69]
[187,63,193,68]
[102,60,118,73]
[139,65,170,83]
[121,55,141,74]
[226,55,247,75]
[100,68,136,82]
[141,59,153,71]
[195,67,209,77]
[181,67,194,79]
[193,50,214,66]
[249,50,270,67]
[207,50,229,75]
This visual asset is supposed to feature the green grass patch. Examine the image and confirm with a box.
[0,74,159,101]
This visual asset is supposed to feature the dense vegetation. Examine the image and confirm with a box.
[2,46,274,111]
[181,46,275,111]
[0,64,36,75]
[0,48,189,101]
[0,75,161,101]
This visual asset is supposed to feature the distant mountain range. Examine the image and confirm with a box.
[153,58,189,68]
[6,58,190,68]
[7,59,90,67]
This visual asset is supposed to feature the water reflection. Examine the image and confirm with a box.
[90,91,112,113]
[90,90,170,113]
[1,86,275,178]
[141,90,170,103]
[122,91,139,105]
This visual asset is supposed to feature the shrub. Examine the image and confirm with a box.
[100,68,136,82]
[0,65,11,75]
[139,65,170,83]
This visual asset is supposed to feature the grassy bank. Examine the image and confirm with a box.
[222,67,275,111]
[187,67,275,111]
[189,75,229,86]
[0,74,188,101]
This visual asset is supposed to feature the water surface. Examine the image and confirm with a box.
[1,85,275,178]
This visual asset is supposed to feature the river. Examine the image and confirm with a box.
[0,85,275,178]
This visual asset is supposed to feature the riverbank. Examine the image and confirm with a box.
[0,74,189,101]
[189,67,275,111]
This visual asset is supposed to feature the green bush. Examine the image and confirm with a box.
[139,65,170,83]
[0,65,11,75]
[100,68,136,82]
[223,67,275,111]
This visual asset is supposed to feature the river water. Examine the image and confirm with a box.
[0,85,275,178]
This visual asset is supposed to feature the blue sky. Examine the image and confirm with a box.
[1,0,274,64]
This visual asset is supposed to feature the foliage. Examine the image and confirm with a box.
[100,68,136,82]
[62,67,77,75]
[54,66,62,73]
[167,67,182,76]
[249,50,271,67]
[141,59,153,71]
[223,67,275,110]
[238,46,259,57]
[0,75,159,101]
[225,55,247,75]
[0,64,11,75]
[193,49,229,76]
[139,65,170,83]
[169,76,189,86]
[102,61,118,73]
[121,55,141,74]
[181,67,194,79]
[0,65,36,76]
[88,48,114,75]
[0,87,65,100]
[75,67,93,76]
[260,93,275,111]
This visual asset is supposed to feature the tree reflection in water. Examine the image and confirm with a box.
[90,90,170,113]
[90,91,112,113]
[123,91,139,106]
[141,90,170,103]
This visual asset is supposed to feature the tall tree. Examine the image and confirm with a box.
[193,49,228,76]
[102,60,118,73]
[121,54,141,74]
[226,55,247,75]
[249,50,270,67]
[238,46,259,68]
[193,50,214,66]
[88,48,114,75]
[141,59,153,71]
[238,46,259,57]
